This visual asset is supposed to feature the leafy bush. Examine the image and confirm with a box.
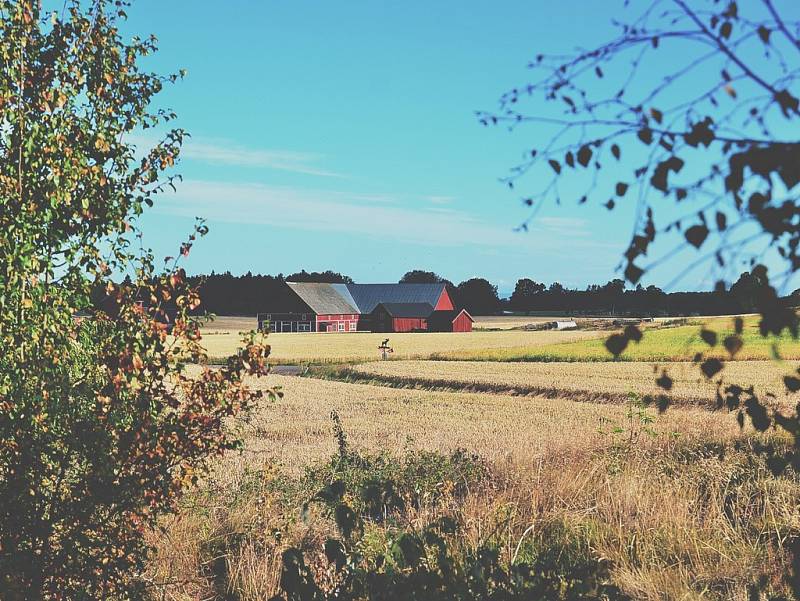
[301,412,489,523]
[0,2,275,598]
[272,418,628,601]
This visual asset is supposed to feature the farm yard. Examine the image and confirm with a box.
[146,313,800,600]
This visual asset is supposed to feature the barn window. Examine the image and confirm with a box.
[348,321,356,331]
[338,322,345,331]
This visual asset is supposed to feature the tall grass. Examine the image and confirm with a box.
[146,437,798,600]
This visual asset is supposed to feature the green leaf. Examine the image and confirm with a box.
[637,128,653,145]
[605,334,628,357]
[784,376,800,393]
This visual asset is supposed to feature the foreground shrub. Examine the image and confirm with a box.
[145,425,800,600]
[276,431,628,601]
[0,1,274,597]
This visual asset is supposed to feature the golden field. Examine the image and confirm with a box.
[147,374,799,600]
[145,314,800,600]
[346,359,798,407]
[198,328,604,364]
[195,314,800,364]
[225,375,744,473]
[471,315,557,329]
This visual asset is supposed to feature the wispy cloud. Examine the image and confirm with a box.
[128,134,343,178]
[425,195,455,205]
[531,217,591,237]
[152,179,616,255]
[182,139,343,177]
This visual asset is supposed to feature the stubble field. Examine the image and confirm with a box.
[147,314,800,601]
[197,327,604,364]
[342,359,799,407]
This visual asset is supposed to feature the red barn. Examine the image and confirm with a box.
[259,282,359,332]
[371,302,434,332]
[258,282,466,333]
[429,308,474,332]
[347,283,453,331]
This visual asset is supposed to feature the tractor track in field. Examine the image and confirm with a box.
[305,366,718,410]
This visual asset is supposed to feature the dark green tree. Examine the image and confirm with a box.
[730,267,771,312]
[286,269,353,284]
[456,278,501,315]
[509,278,546,311]
[399,270,451,285]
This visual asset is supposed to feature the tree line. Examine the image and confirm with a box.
[187,268,790,317]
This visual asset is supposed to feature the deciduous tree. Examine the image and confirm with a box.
[0,1,275,598]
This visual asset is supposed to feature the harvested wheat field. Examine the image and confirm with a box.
[471,315,557,329]
[148,374,798,601]
[199,315,258,333]
[234,375,745,473]
[198,328,604,364]
[344,359,798,407]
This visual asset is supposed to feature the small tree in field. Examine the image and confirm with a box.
[0,1,275,598]
[481,0,800,594]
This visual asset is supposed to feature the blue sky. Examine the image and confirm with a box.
[125,1,797,294]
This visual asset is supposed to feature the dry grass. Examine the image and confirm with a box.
[472,315,557,329]
[146,374,797,600]
[198,329,604,364]
[148,368,800,601]
[200,315,258,333]
[237,375,746,472]
[345,359,798,408]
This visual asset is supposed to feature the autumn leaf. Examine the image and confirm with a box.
[684,224,709,249]
[577,144,593,167]
[700,358,724,378]
[637,128,653,145]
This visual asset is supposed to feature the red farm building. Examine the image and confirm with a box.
[257,282,471,333]
[371,302,434,332]
[429,308,474,332]
[258,282,359,333]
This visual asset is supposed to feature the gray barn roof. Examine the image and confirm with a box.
[330,283,359,311]
[377,302,435,318]
[286,282,359,314]
[346,283,446,314]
